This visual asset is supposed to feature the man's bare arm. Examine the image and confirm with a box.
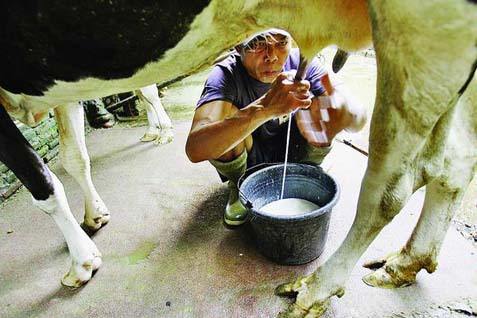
[186,73,312,162]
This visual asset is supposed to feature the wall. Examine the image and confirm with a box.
[0,113,60,202]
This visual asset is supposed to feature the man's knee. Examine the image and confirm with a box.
[300,141,333,166]
[218,147,244,162]
[209,149,248,184]
[217,137,252,162]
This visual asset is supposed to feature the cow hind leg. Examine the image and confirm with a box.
[362,71,477,288]
[54,103,110,231]
[276,170,414,318]
[362,175,472,288]
[136,85,173,145]
[0,105,101,287]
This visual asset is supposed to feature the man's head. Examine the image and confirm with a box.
[236,28,291,83]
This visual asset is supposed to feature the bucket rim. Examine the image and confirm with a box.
[239,163,340,221]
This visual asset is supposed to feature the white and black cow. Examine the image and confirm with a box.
[0,0,369,287]
[0,1,476,317]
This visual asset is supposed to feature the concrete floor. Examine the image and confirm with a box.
[1,49,476,318]
[0,120,476,318]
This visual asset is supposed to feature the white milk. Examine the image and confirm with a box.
[260,198,320,216]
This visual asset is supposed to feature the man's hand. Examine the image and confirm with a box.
[295,74,347,147]
[295,72,367,147]
[256,71,312,117]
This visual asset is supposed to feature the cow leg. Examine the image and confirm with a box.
[34,171,103,287]
[277,85,477,318]
[362,79,477,288]
[276,1,477,315]
[54,103,110,231]
[362,176,472,288]
[135,85,173,145]
[0,105,101,287]
[276,168,413,318]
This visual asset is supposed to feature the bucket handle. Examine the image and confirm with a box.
[237,162,283,210]
[238,189,253,209]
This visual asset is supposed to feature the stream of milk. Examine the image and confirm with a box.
[279,111,293,200]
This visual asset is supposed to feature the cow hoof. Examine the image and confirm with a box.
[61,254,102,288]
[275,282,298,297]
[84,199,110,232]
[278,299,330,318]
[362,267,415,288]
[140,131,160,142]
[362,251,437,288]
[362,252,416,288]
[276,275,309,297]
[153,129,174,145]
[278,303,309,318]
[276,275,342,318]
[83,213,110,232]
[140,127,174,145]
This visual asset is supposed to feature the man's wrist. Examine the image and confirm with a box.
[241,102,275,127]
[246,97,282,121]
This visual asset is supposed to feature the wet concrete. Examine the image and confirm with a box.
[1,49,476,318]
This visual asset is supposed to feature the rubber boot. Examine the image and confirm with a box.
[210,151,248,226]
[83,99,115,129]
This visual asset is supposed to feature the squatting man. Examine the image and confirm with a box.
[185,28,367,226]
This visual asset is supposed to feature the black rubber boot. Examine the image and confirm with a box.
[83,99,115,129]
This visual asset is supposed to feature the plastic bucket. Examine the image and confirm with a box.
[239,163,340,265]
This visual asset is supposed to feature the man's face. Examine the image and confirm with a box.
[240,33,291,83]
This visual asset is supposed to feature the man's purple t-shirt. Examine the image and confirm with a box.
[197,48,328,167]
